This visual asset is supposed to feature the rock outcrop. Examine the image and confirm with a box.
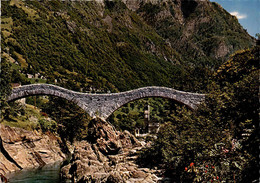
[0,124,65,176]
[61,119,161,183]
[0,119,162,182]
[135,0,255,63]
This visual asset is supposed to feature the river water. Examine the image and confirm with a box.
[7,162,67,183]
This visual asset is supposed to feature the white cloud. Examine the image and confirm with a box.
[230,11,247,19]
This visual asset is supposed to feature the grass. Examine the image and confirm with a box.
[1,17,13,32]
[13,51,28,68]
[28,78,47,84]
[10,62,21,70]
[21,6,40,20]
[2,52,16,64]
[2,30,12,39]
[2,104,43,131]
[10,0,39,20]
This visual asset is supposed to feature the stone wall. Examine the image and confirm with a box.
[7,84,205,120]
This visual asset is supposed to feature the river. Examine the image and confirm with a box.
[7,162,68,183]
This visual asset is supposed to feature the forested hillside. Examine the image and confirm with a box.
[1,0,255,93]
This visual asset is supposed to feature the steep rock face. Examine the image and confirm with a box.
[0,124,65,176]
[87,119,141,154]
[61,119,160,183]
[135,0,255,64]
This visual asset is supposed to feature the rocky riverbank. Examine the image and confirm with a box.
[0,119,163,183]
[0,124,65,177]
[61,119,162,183]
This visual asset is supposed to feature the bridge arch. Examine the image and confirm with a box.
[7,84,87,113]
[7,84,205,121]
[103,87,205,120]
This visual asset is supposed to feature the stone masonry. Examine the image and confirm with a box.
[7,84,205,120]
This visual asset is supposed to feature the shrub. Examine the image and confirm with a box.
[38,119,57,133]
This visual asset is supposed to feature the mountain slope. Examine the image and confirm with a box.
[133,0,255,65]
[1,0,255,93]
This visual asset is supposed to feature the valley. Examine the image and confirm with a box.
[1,0,259,182]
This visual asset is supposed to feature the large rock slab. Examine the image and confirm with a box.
[0,124,65,176]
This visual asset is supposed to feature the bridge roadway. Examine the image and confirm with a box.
[7,84,205,120]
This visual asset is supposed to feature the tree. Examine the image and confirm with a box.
[0,57,12,120]
[43,96,91,143]
[255,33,260,39]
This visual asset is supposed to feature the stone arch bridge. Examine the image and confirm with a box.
[7,84,205,120]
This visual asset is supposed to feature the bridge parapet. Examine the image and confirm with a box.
[7,84,205,120]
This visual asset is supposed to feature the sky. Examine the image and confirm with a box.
[211,0,260,38]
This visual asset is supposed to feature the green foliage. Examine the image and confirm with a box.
[2,0,252,94]
[25,96,47,109]
[0,57,12,120]
[38,119,57,133]
[108,98,179,133]
[42,96,91,143]
[255,33,260,39]
[138,46,259,182]
[1,0,184,92]
[1,101,24,122]
[1,102,53,131]
[0,54,32,121]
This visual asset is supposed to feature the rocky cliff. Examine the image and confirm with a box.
[134,0,255,64]
[0,124,65,176]
[61,119,161,183]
